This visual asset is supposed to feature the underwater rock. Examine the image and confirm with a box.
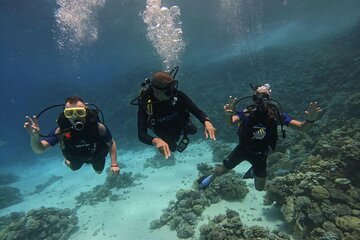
[311,186,330,200]
[333,204,352,216]
[335,216,360,232]
[0,186,23,210]
[322,221,344,239]
[0,172,20,185]
[0,207,78,240]
[199,209,290,240]
[335,178,351,189]
[329,189,351,204]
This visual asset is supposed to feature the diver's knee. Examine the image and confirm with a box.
[95,170,103,174]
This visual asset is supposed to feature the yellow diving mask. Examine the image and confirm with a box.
[63,107,87,118]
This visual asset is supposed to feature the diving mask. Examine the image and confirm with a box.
[253,92,270,105]
[152,81,178,96]
[63,107,87,119]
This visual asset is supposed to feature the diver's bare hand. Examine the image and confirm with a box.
[305,102,323,122]
[110,164,120,175]
[224,96,237,115]
[152,138,171,159]
[24,115,40,137]
[204,121,216,140]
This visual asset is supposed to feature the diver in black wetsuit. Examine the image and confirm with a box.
[135,70,216,159]
[198,84,323,191]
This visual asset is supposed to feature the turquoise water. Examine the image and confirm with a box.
[1,0,360,239]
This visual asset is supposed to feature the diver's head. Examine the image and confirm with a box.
[63,96,87,131]
[252,84,271,111]
[151,71,178,101]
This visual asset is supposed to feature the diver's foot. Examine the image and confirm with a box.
[243,167,254,179]
[197,175,212,190]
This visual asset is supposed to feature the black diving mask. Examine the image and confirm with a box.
[152,80,178,96]
[253,92,270,105]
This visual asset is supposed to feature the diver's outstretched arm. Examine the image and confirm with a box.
[24,115,52,154]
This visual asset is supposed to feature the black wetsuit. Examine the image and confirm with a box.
[137,90,209,151]
[43,121,112,172]
[223,107,292,178]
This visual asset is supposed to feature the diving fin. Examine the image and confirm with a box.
[243,167,254,179]
[197,175,212,190]
[196,175,207,185]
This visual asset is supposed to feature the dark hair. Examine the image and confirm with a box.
[151,72,174,87]
[64,96,85,104]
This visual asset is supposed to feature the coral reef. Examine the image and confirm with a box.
[0,172,20,186]
[30,175,63,195]
[199,209,290,240]
[196,163,214,177]
[150,189,211,239]
[203,171,249,202]
[0,186,23,210]
[143,151,176,168]
[150,165,249,238]
[0,207,78,240]
[267,129,314,180]
[264,119,360,240]
[75,171,147,206]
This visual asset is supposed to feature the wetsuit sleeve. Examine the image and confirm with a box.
[99,124,113,144]
[235,111,244,119]
[137,106,155,145]
[282,112,293,126]
[178,91,209,124]
[42,127,60,146]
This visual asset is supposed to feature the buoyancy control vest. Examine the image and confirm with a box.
[238,105,279,152]
[57,109,108,159]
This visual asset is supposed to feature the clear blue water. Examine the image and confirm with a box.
[1,0,360,239]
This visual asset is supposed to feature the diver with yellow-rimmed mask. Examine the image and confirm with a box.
[24,96,120,175]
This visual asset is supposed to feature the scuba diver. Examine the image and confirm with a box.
[131,67,216,159]
[197,84,323,191]
[24,96,120,175]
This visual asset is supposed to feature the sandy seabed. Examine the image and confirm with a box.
[1,141,292,239]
